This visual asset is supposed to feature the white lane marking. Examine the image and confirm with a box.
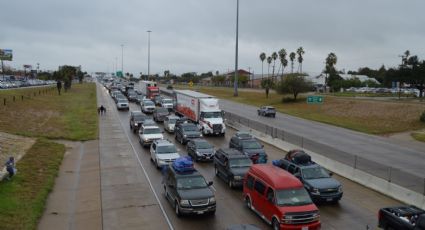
[211,185,216,191]
[102,84,174,230]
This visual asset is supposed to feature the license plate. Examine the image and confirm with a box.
[196,211,204,214]
[302,227,308,230]
[205,156,210,159]
[326,198,333,202]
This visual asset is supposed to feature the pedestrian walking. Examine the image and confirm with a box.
[5,156,16,180]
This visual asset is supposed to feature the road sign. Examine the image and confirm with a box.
[307,95,324,104]
[188,81,193,87]
[0,49,13,61]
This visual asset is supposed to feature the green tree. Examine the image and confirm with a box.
[267,56,272,78]
[289,52,296,73]
[297,47,305,73]
[261,78,274,98]
[324,52,341,91]
[259,52,266,80]
[276,73,313,100]
[278,49,288,81]
[271,52,278,82]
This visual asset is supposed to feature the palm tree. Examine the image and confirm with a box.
[267,56,272,79]
[325,52,337,69]
[289,52,296,73]
[296,47,305,73]
[278,48,287,79]
[259,52,266,80]
[271,52,278,82]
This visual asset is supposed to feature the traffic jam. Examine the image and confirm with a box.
[102,79,424,230]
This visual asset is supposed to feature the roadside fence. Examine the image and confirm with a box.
[224,111,425,195]
[0,87,57,106]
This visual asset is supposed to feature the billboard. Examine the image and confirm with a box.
[0,49,13,61]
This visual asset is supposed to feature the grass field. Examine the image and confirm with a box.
[412,131,425,142]
[0,83,98,140]
[175,85,425,135]
[0,138,65,230]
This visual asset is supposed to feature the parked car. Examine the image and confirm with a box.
[129,111,147,133]
[153,107,170,122]
[378,205,425,230]
[272,150,343,203]
[229,131,267,163]
[138,124,164,147]
[243,164,321,230]
[150,139,180,169]
[175,123,202,145]
[164,157,216,216]
[187,138,215,162]
[164,115,180,133]
[213,148,252,188]
[116,99,129,111]
[257,106,276,118]
[141,100,156,114]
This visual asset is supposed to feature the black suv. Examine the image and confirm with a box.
[187,138,215,162]
[164,165,216,217]
[272,150,343,203]
[213,148,252,188]
[129,111,147,133]
[229,132,267,164]
[175,123,202,145]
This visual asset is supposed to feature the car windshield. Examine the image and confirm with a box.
[118,100,128,103]
[202,112,222,119]
[134,114,145,121]
[276,188,313,206]
[195,141,212,149]
[183,125,198,132]
[162,99,173,104]
[177,176,208,190]
[301,166,330,179]
[229,158,252,168]
[143,128,161,134]
[156,145,177,154]
[167,118,178,124]
[156,108,168,113]
[242,140,262,149]
[144,101,154,106]
[267,108,275,111]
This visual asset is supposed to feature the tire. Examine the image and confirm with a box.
[175,202,181,217]
[272,218,280,230]
[245,197,252,209]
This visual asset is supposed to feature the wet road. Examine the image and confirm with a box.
[100,86,401,230]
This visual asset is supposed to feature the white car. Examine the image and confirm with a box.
[138,125,164,147]
[164,115,180,133]
[150,139,180,169]
[160,98,174,110]
[116,99,129,110]
[141,100,156,114]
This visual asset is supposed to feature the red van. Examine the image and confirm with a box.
[243,164,321,230]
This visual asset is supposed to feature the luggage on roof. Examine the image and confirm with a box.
[285,150,312,165]
[172,156,195,173]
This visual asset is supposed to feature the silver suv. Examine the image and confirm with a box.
[150,140,181,169]
[138,125,164,147]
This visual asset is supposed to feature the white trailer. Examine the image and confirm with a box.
[174,90,226,136]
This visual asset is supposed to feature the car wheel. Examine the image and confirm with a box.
[272,218,280,230]
[175,202,181,217]
[245,197,252,209]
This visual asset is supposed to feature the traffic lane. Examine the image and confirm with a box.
[117,102,269,230]
[219,99,425,177]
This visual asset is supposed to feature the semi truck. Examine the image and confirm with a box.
[174,90,226,136]
[138,80,159,99]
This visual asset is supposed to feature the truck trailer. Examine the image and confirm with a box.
[174,90,226,136]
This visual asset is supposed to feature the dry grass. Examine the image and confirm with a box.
[183,86,425,134]
[0,83,98,140]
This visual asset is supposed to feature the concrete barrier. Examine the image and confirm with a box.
[226,119,425,210]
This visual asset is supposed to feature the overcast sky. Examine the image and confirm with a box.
[1,0,425,76]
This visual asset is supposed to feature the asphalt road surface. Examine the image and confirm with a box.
[100,85,402,230]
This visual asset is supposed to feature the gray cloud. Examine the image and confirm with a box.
[1,0,424,75]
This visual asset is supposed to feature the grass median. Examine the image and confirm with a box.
[0,83,98,140]
[173,85,425,135]
[0,138,65,230]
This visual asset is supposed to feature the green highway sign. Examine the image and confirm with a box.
[307,95,324,104]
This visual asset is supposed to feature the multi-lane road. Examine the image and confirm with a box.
[98,84,402,230]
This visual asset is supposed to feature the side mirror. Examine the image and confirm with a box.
[329,171,334,176]
[208,181,213,186]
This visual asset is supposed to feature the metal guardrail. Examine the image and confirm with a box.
[224,111,425,195]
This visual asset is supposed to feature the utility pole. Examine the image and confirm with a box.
[248,67,251,88]
[121,44,124,76]
[147,30,152,78]
[233,0,239,97]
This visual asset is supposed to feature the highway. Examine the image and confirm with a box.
[99,84,402,230]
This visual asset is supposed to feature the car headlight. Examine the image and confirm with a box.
[180,199,190,206]
[143,137,149,141]
[234,175,242,180]
[183,134,187,138]
[209,197,216,204]
[311,188,320,195]
[134,123,138,126]
[199,134,203,137]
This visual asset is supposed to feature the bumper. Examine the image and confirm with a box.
[196,154,214,161]
[202,126,226,135]
[280,221,321,230]
[311,192,343,203]
[117,105,129,110]
[179,204,216,215]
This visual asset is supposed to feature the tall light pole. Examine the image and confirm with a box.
[121,44,124,77]
[233,0,239,97]
[147,30,152,79]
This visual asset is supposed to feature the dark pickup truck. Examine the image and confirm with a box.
[378,206,425,230]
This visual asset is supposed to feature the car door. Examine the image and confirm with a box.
[263,187,277,222]
[252,179,267,214]
[150,142,157,160]
[229,137,237,148]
